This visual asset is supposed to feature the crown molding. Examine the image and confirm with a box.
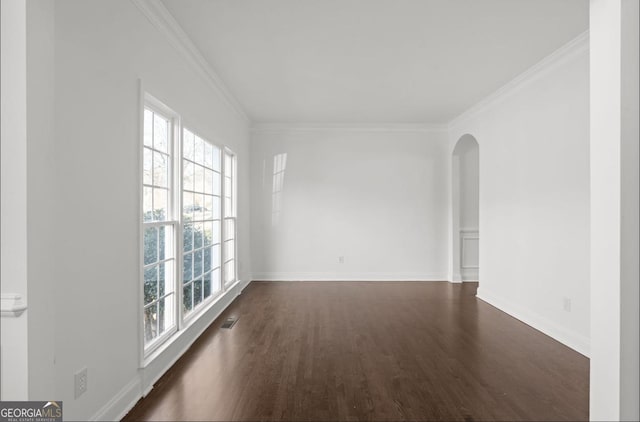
[448,30,589,130]
[130,0,250,123]
[251,122,448,134]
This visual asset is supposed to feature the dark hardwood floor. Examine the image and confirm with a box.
[124,281,589,421]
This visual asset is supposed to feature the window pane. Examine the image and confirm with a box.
[194,222,204,250]
[204,143,213,168]
[144,266,157,305]
[224,260,235,283]
[183,252,193,283]
[211,196,220,220]
[153,188,168,221]
[194,164,204,193]
[153,151,169,188]
[224,198,231,217]
[203,221,213,246]
[212,171,221,196]
[203,246,212,273]
[144,303,158,344]
[183,223,193,253]
[204,168,213,193]
[224,177,232,197]
[194,249,203,278]
[158,225,167,260]
[225,219,235,241]
[194,136,204,164]
[153,114,168,153]
[212,244,220,269]
[183,283,193,313]
[158,293,175,335]
[183,161,194,192]
[225,239,235,261]
[211,267,221,293]
[193,278,203,306]
[144,109,153,147]
[194,194,205,222]
[158,261,166,297]
[144,227,158,265]
[143,147,153,185]
[224,153,232,174]
[203,272,212,299]
[211,220,221,244]
[143,187,153,222]
[183,129,194,161]
[183,191,194,221]
[212,146,221,171]
[204,195,214,220]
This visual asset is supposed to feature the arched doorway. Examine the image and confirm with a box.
[451,135,479,282]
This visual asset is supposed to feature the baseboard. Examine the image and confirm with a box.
[89,377,141,421]
[477,289,590,357]
[251,272,448,281]
[461,268,478,281]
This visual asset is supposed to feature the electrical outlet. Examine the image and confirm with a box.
[563,297,572,312]
[338,256,344,264]
[75,367,88,398]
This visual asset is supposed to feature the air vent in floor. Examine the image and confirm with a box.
[221,317,238,329]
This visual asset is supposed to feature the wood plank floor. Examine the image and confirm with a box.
[124,281,589,421]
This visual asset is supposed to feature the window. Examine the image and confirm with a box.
[182,129,222,316]
[141,94,238,358]
[223,150,237,286]
[142,107,177,351]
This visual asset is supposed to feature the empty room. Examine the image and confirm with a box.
[1,0,638,421]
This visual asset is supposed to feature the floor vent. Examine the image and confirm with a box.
[221,317,238,329]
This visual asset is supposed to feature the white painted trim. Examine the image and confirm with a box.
[477,288,590,357]
[0,294,27,318]
[250,122,448,134]
[251,272,447,281]
[89,377,141,422]
[460,268,478,281]
[448,30,589,129]
[460,230,479,270]
[130,0,249,123]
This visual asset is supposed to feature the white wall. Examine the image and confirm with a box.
[590,0,639,420]
[449,34,591,356]
[26,0,57,401]
[250,127,450,281]
[0,0,29,401]
[22,0,251,419]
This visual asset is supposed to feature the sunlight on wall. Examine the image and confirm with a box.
[272,153,287,226]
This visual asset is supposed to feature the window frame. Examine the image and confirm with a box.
[140,94,181,358]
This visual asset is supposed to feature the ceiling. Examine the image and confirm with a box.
[161,0,588,124]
